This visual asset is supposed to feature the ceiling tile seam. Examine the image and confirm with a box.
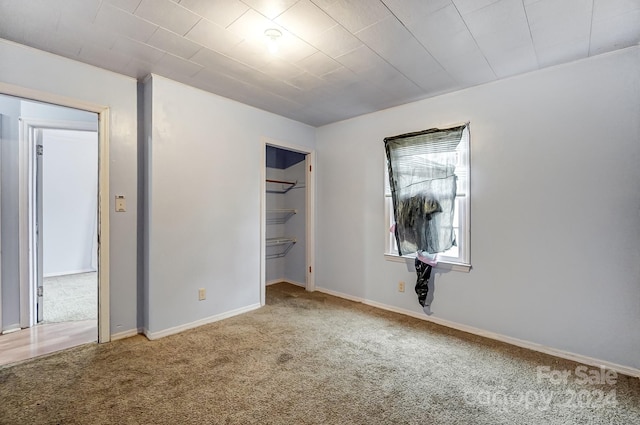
[306,0,368,59]
[187,46,204,62]
[587,0,595,56]
[142,26,204,64]
[340,8,446,92]
[99,2,160,44]
[456,0,502,15]
[224,2,296,31]
[307,32,362,65]
[377,0,473,88]
[521,0,541,69]
[114,34,169,65]
[238,0,299,22]
[189,47,305,98]
[450,1,498,79]
[135,0,203,37]
[131,0,143,15]
[78,44,134,72]
[88,2,102,25]
[224,6,250,30]
[183,17,203,37]
[323,33,421,93]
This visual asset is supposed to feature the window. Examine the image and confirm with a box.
[384,124,470,271]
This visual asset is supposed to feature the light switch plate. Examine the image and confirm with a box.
[115,195,126,212]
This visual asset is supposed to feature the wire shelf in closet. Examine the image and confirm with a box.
[266,209,297,224]
[266,237,297,259]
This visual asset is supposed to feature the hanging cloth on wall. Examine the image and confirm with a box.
[414,258,432,308]
[385,124,467,310]
[384,125,466,256]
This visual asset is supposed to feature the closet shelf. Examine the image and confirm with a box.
[266,179,297,194]
[266,209,297,224]
[266,237,297,259]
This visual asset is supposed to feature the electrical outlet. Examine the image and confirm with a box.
[398,281,405,292]
[198,288,206,301]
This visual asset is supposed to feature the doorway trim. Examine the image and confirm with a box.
[0,116,3,333]
[260,137,316,306]
[19,118,99,327]
[0,88,111,343]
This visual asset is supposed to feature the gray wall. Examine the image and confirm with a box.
[315,46,640,370]
[0,94,20,330]
[142,75,315,337]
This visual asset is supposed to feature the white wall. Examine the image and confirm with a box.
[143,75,315,336]
[315,46,640,371]
[21,100,96,123]
[0,94,21,330]
[42,129,98,277]
[0,39,139,336]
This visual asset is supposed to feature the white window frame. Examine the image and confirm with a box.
[384,125,471,272]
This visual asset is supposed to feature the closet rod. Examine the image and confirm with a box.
[266,178,296,185]
[266,178,297,194]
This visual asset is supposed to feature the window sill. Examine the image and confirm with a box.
[384,254,472,273]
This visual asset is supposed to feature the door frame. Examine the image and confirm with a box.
[260,137,316,306]
[0,115,3,332]
[19,119,99,329]
[4,94,111,343]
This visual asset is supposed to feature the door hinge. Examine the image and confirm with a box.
[36,145,43,156]
[309,165,312,172]
[37,286,43,297]
[309,266,312,273]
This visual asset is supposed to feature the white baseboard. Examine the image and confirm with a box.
[1,324,22,334]
[44,268,96,278]
[267,279,306,288]
[315,287,365,303]
[144,303,262,340]
[316,286,640,379]
[110,328,140,341]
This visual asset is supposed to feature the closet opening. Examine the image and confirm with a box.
[260,140,315,306]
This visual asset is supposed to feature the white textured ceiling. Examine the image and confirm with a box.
[1,0,638,126]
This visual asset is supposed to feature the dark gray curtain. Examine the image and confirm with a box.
[385,125,466,256]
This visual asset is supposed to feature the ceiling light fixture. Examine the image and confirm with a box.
[264,28,282,54]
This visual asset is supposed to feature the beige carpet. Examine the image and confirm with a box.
[43,272,97,323]
[0,283,638,424]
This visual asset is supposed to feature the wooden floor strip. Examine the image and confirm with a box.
[0,320,97,367]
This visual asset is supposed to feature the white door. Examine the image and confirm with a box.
[34,131,44,323]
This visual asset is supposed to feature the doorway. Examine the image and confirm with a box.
[21,115,99,331]
[38,128,98,324]
[0,92,107,364]
[260,138,315,306]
